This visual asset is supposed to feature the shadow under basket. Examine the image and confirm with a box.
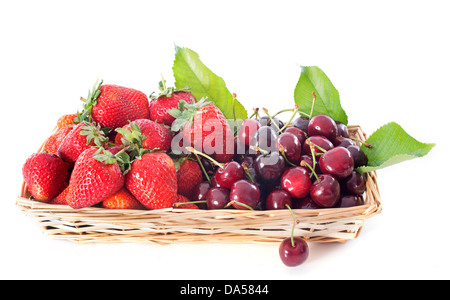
[16,125,382,244]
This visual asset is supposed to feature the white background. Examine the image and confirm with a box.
[1,0,449,280]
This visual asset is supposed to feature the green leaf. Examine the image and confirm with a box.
[356,122,435,173]
[173,46,248,121]
[294,66,348,125]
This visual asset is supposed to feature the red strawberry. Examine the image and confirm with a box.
[149,80,196,126]
[68,147,125,209]
[57,122,108,165]
[76,80,150,129]
[177,159,203,198]
[43,126,72,155]
[56,114,77,129]
[114,119,172,152]
[169,99,234,163]
[125,152,177,210]
[48,185,70,205]
[101,187,145,210]
[173,194,199,209]
[22,152,69,202]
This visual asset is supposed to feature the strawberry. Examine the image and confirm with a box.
[48,185,70,205]
[101,187,145,210]
[177,159,203,198]
[75,80,150,129]
[173,194,199,209]
[67,147,125,209]
[57,121,108,165]
[56,114,77,129]
[125,152,177,210]
[169,98,234,163]
[22,152,69,202]
[43,125,72,155]
[114,119,172,152]
[149,79,196,126]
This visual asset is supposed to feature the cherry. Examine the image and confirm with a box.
[310,174,341,208]
[336,122,349,138]
[190,181,211,209]
[302,136,334,157]
[319,146,354,179]
[279,237,309,267]
[210,174,222,188]
[206,187,230,209]
[292,116,310,133]
[332,136,356,148]
[280,167,312,199]
[341,171,366,195]
[254,152,286,183]
[258,115,284,131]
[308,114,338,141]
[347,145,368,168]
[294,197,320,209]
[283,127,307,146]
[214,161,245,189]
[250,126,278,152]
[338,194,364,207]
[229,179,261,210]
[276,132,302,165]
[266,189,292,210]
[238,119,261,146]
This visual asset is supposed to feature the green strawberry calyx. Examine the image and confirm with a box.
[74,79,103,124]
[79,122,109,148]
[93,147,131,174]
[167,97,211,132]
[149,75,191,100]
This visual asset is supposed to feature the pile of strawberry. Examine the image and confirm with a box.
[22,80,368,214]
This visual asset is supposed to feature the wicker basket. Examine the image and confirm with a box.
[16,125,382,244]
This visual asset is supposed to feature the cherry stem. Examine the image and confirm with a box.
[262,107,280,131]
[351,137,373,148]
[173,200,207,208]
[192,153,211,184]
[309,91,317,120]
[286,204,299,248]
[249,107,260,119]
[278,104,299,133]
[185,147,224,169]
[225,200,254,210]
[249,145,269,156]
[241,163,255,183]
[305,139,328,154]
[300,160,321,182]
[232,93,237,123]
[279,145,298,167]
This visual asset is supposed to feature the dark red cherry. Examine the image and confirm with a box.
[332,136,356,148]
[254,152,285,183]
[250,126,278,152]
[292,116,310,133]
[190,181,211,209]
[266,189,292,210]
[341,171,366,195]
[294,197,321,209]
[214,161,245,189]
[338,194,364,207]
[206,187,230,209]
[283,127,307,145]
[276,132,302,165]
[347,145,368,168]
[303,136,334,157]
[319,146,354,179]
[336,122,349,138]
[280,167,312,199]
[229,180,261,210]
[239,119,261,146]
[308,114,338,141]
[310,174,341,208]
[279,237,309,267]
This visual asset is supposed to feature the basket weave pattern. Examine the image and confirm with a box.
[16,125,382,244]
